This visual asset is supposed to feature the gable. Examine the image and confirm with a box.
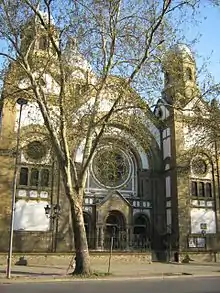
[183,97,209,117]
[97,191,131,208]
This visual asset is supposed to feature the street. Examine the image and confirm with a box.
[1,277,220,293]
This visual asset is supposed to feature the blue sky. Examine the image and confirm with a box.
[0,4,219,87]
[185,5,220,84]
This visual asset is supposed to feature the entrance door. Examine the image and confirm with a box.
[133,214,150,250]
[104,210,125,250]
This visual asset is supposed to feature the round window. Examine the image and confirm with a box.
[92,147,131,188]
[25,141,47,161]
[192,158,207,175]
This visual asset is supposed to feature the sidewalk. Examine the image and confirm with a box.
[0,261,219,283]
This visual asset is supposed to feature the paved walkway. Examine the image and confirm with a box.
[0,261,220,283]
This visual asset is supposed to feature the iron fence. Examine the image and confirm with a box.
[0,231,151,252]
[1,231,219,254]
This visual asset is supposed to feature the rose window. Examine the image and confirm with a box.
[92,147,131,188]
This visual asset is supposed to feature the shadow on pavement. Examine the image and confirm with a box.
[28,264,66,270]
[0,269,62,276]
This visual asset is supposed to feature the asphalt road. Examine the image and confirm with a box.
[1,277,220,293]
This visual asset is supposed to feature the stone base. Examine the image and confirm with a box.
[0,252,153,266]
[179,251,220,263]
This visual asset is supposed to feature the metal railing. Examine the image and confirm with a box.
[0,231,151,253]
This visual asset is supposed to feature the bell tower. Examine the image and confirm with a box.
[162,44,197,106]
[156,44,201,259]
[20,11,57,57]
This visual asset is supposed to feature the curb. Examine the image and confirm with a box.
[1,273,220,284]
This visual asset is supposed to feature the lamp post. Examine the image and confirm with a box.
[6,98,28,279]
[44,204,61,252]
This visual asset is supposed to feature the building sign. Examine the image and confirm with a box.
[190,208,216,234]
[200,223,207,230]
[188,237,206,248]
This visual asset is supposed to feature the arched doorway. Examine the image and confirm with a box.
[133,214,150,250]
[104,210,126,250]
[83,212,92,248]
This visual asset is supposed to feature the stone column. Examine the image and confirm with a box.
[126,226,130,250]
[95,226,99,250]
[100,226,104,250]
[129,226,133,248]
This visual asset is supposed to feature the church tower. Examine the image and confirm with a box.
[0,10,58,243]
[20,11,57,57]
[0,10,57,146]
[155,44,199,258]
[162,44,197,106]
[156,44,220,259]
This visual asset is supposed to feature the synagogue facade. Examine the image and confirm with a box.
[0,14,219,261]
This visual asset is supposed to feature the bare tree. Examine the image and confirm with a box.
[0,0,211,275]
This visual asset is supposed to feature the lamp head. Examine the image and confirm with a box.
[17,98,28,106]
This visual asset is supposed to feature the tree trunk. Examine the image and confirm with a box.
[70,197,91,275]
[61,164,91,275]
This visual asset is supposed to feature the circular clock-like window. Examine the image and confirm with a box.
[192,158,207,175]
[25,141,47,161]
[92,147,131,188]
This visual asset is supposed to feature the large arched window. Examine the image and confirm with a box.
[92,146,132,188]
[39,36,49,50]
[186,67,193,81]
[165,72,170,84]
[190,156,213,199]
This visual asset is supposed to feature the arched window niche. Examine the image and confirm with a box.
[186,67,193,81]
[39,36,49,50]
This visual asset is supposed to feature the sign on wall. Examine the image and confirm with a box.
[190,208,216,234]
[14,200,50,231]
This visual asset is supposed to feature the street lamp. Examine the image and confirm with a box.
[44,204,61,252]
[6,98,28,279]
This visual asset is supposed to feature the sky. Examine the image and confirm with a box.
[185,5,220,84]
[0,3,219,88]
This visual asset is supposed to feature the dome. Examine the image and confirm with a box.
[35,10,55,26]
[170,43,194,60]
[64,37,92,72]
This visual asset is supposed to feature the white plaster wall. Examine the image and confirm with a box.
[183,97,212,150]
[160,104,170,120]
[165,164,170,170]
[166,209,172,231]
[14,200,50,231]
[144,118,160,148]
[75,128,150,169]
[163,137,171,159]
[165,176,171,198]
[190,208,216,234]
[75,97,114,120]
[75,139,86,163]
[74,98,160,149]
[15,103,44,131]
[43,73,60,95]
[18,73,60,95]
[162,127,171,138]
[15,102,61,134]
[183,125,210,150]
[183,97,208,117]
[166,201,171,208]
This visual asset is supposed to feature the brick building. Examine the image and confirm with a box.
[0,14,219,260]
